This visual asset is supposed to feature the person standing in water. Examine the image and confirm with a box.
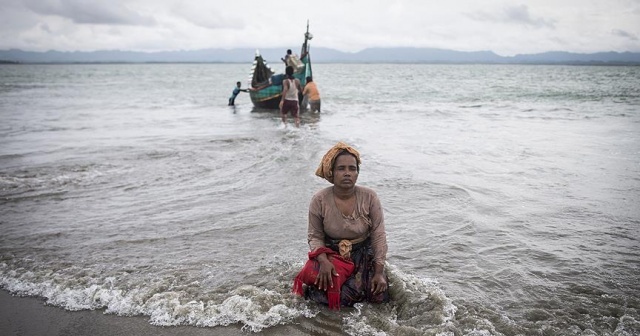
[279,66,303,127]
[302,76,321,113]
[228,81,248,106]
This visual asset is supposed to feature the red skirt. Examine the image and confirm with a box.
[294,239,390,308]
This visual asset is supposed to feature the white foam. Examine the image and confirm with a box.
[0,265,318,333]
[1,261,459,334]
[341,264,458,335]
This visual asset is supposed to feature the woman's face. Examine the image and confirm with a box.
[333,154,359,188]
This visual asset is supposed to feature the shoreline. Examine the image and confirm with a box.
[0,290,313,336]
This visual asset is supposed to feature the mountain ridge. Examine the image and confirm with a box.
[1,47,639,65]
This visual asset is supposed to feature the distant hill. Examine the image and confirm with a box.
[509,51,640,64]
[1,47,639,65]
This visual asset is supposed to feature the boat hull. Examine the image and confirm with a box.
[249,85,282,109]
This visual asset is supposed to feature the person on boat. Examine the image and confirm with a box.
[281,49,304,73]
[302,76,321,113]
[228,81,248,106]
[279,66,302,127]
[292,142,390,309]
[281,49,293,65]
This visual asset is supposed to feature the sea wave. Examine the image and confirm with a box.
[0,260,455,334]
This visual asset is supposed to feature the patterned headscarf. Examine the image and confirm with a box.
[315,142,361,183]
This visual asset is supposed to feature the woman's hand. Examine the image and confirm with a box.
[315,253,338,291]
[371,264,388,295]
[279,100,283,111]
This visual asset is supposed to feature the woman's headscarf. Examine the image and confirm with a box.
[315,142,361,183]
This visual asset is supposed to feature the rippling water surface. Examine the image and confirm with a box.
[1,63,639,335]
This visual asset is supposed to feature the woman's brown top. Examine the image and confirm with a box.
[308,185,388,266]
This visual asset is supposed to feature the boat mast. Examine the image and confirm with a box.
[301,20,313,81]
[301,20,312,58]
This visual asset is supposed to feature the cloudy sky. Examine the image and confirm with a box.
[1,0,639,56]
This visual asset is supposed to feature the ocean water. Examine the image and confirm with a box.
[1,63,639,335]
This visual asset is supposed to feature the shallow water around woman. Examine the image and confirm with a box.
[1,63,639,335]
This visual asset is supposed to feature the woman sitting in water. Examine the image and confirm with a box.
[293,142,390,309]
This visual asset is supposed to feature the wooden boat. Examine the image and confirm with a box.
[249,23,313,109]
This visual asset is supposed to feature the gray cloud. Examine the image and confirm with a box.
[24,0,156,26]
[39,23,52,34]
[503,5,556,28]
[469,4,556,29]
[612,29,638,41]
[170,4,245,30]
[0,1,39,31]
[0,0,636,55]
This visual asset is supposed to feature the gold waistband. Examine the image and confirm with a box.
[335,235,368,260]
